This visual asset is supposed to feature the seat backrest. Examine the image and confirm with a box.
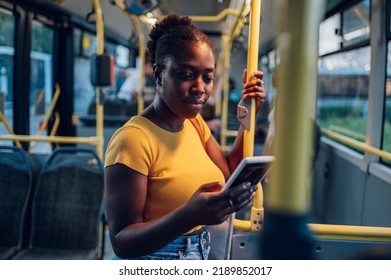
[0,146,32,257]
[29,147,104,254]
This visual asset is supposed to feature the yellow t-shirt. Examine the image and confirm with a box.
[104,114,225,222]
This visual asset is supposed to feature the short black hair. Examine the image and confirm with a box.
[147,14,214,65]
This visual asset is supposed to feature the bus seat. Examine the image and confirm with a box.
[0,146,32,260]
[12,147,105,260]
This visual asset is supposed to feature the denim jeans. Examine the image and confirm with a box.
[112,229,210,260]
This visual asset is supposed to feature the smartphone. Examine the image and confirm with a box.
[223,156,275,190]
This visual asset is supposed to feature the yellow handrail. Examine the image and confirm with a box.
[38,84,61,136]
[243,0,261,159]
[29,83,61,151]
[155,8,241,22]
[233,0,262,232]
[44,112,61,153]
[309,223,391,242]
[0,134,99,144]
[0,111,22,148]
[321,128,391,161]
[93,0,105,160]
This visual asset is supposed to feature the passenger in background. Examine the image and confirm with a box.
[104,14,266,260]
[117,60,155,104]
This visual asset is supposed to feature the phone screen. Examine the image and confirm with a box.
[232,162,269,186]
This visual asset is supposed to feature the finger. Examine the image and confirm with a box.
[229,182,258,200]
[199,181,224,193]
[242,77,264,89]
[246,71,264,84]
[222,192,255,215]
[250,70,264,80]
[235,192,256,211]
[228,182,253,202]
[242,69,248,85]
[234,185,258,205]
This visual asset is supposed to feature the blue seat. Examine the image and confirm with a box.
[12,147,105,259]
[0,146,32,259]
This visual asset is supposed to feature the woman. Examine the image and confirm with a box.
[104,14,266,260]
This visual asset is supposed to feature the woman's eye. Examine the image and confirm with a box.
[204,75,214,84]
[177,72,194,80]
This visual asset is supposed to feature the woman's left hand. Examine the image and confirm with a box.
[241,69,266,113]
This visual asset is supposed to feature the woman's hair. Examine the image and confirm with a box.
[147,14,214,65]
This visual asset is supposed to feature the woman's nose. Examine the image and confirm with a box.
[191,77,205,95]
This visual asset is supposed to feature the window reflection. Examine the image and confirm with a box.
[342,0,370,47]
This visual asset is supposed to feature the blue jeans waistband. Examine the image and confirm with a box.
[112,229,210,260]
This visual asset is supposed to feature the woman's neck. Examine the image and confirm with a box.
[141,100,184,132]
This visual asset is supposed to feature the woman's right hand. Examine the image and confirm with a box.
[183,181,257,227]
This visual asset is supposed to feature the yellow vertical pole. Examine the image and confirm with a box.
[93,0,104,160]
[243,0,261,158]
[233,0,263,232]
[247,0,263,230]
[260,0,325,259]
[268,0,324,214]
[220,38,231,149]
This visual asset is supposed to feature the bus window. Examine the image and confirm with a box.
[317,46,370,149]
[29,20,53,152]
[384,42,391,165]
[73,30,95,117]
[341,0,370,48]
[0,8,14,146]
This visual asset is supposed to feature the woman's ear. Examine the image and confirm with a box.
[153,63,162,86]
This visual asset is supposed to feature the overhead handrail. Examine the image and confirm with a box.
[321,128,391,161]
[154,8,241,22]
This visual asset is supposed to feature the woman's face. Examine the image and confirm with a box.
[157,42,215,119]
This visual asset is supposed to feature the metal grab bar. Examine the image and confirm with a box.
[0,111,22,148]
[29,84,61,151]
[154,8,241,22]
[93,0,105,160]
[309,223,391,242]
[321,128,391,161]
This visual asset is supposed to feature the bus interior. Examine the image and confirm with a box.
[0,0,391,260]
